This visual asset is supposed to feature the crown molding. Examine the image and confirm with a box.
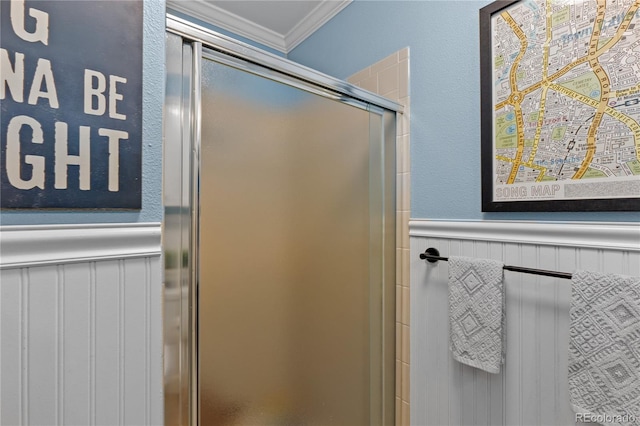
[285,0,352,52]
[168,0,286,52]
[167,0,352,54]
[0,223,162,268]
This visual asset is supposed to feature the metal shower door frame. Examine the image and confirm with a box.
[163,14,399,426]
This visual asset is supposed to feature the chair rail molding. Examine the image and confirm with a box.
[0,223,162,269]
[409,219,640,252]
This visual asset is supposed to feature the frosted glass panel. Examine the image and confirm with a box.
[199,57,378,425]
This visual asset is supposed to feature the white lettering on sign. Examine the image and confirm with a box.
[1,48,59,108]
[55,122,90,190]
[0,49,25,102]
[6,115,46,190]
[4,115,127,191]
[98,128,128,191]
[84,69,106,116]
[109,75,127,120]
[84,70,127,120]
[28,58,59,108]
[10,0,49,45]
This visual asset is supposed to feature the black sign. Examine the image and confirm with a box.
[1,0,143,209]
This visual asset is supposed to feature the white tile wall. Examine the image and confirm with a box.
[348,47,411,426]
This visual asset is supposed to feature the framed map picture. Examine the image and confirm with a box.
[480,0,640,211]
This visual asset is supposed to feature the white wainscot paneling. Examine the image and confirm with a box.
[409,220,640,426]
[0,223,163,426]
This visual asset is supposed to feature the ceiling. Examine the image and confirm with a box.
[167,0,352,54]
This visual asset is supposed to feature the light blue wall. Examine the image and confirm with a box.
[1,0,165,225]
[289,0,639,222]
[4,1,636,224]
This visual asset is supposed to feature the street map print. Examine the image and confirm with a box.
[492,0,640,203]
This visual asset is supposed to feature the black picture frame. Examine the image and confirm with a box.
[480,0,640,212]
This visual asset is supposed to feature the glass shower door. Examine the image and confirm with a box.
[197,55,390,426]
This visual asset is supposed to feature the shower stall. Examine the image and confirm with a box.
[163,15,399,426]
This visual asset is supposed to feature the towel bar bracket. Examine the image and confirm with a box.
[420,247,442,263]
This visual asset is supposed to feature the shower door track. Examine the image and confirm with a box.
[166,15,403,114]
[164,13,399,426]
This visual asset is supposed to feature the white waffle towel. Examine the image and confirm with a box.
[448,256,505,374]
[569,270,640,425]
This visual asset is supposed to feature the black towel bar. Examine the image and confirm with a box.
[420,247,573,280]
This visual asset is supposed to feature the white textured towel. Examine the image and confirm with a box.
[569,270,640,425]
[448,256,505,374]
